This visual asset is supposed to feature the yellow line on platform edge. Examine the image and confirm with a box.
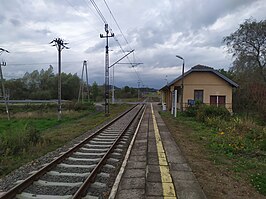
[151,103,177,198]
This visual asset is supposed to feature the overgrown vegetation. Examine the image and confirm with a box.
[162,104,266,195]
[0,103,131,177]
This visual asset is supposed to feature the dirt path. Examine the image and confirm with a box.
[160,112,264,199]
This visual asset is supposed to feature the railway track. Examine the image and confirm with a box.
[1,104,145,199]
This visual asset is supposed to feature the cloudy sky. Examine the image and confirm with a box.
[0,0,265,89]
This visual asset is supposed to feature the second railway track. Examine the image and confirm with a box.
[1,104,145,199]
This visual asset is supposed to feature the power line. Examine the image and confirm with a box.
[88,0,145,87]
[90,0,107,24]
[103,0,133,51]
[83,0,104,25]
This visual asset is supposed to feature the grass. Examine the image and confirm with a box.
[159,110,266,196]
[0,103,132,177]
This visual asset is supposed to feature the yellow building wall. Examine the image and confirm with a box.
[170,72,233,112]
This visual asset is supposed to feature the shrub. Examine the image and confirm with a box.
[184,106,198,117]
[184,101,202,117]
[196,105,230,122]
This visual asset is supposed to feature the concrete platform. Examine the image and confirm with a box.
[114,103,207,199]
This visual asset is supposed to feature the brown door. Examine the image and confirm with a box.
[210,96,217,105]
[218,96,226,107]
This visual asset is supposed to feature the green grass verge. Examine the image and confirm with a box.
[0,103,132,177]
[159,111,266,196]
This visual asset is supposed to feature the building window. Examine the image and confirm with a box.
[194,90,203,103]
[210,95,226,107]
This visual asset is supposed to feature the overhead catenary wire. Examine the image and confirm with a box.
[102,0,133,51]
[101,0,143,84]
[2,0,145,88]
[90,0,108,24]
[83,0,104,25]
[79,0,145,87]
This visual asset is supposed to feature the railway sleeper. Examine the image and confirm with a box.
[84,144,112,148]
[16,192,73,199]
[73,152,105,157]
[80,148,109,152]
[47,171,90,177]
[89,141,114,145]
[34,180,82,187]
[92,137,116,141]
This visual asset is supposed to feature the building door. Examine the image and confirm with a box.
[218,96,226,107]
[210,96,217,105]
[210,95,226,107]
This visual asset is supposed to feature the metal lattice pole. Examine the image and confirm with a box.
[100,24,114,116]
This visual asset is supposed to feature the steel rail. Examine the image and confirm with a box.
[0,104,139,199]
[72,104,145,198]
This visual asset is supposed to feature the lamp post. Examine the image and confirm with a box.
[176,55,185,112]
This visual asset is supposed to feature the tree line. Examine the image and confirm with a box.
[3,65,80,100]
[1,65,147,101]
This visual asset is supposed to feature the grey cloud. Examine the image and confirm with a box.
[1,0,265,89]
[35,29,52,36]
[85,40,105,54]
[0,15,5,24]
[10,18,21,26]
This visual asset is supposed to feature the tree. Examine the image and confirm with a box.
[224,19,266,120]
[91,81,99,101]
[223,19,266,83]
[5,67,81,100]
[61,73,80,100]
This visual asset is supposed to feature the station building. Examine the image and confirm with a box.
[159,64,239,113]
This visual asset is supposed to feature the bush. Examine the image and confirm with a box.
[196,105,230,122]
[184,101,202,117]
[184,106,198,117]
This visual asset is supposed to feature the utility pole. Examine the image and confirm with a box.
[50,38,69,120]
[100,24,114,116]
[78,60,89,103]
[0,48,10,120]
